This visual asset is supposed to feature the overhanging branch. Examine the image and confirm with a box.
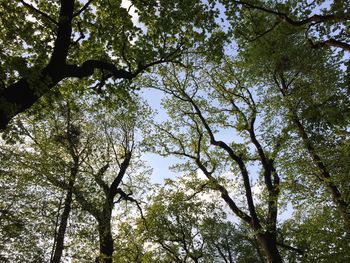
[232,0,350,26]
[19,0,58,25]
[73,0,94,18]
[308,38,350,51]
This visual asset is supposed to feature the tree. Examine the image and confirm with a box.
[0,0,223,130]
[0,83,151,262]
[1,1,350,262]
[279,205,350,262]
[143,183,215,263]
[118,176,263,263]
[233,19,350,234]
[142,57,307,262]
[0,153,56,262]
[222,0,350,52]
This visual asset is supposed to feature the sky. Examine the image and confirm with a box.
[139,89,183,184]
[118,0,186,183]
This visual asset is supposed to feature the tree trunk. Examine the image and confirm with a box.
[51,165,77,263]
[256,233,283,263]
[51,186,73,263]
[96,215,113,263]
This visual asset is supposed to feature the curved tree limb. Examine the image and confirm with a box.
[19,0,58,25]
[232,0,350,51]
[73,0,94,18]
[232,0,350,25]
[308,38,350,51]
[0,0,180,130]
[276,241,305,256]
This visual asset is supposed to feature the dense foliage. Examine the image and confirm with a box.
[1,1,349,263]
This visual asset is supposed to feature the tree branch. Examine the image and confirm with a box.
[114,188,146,222]
[278,74,350,232]
[19,0,58,25]
[232,0,350,51]
[195,158,252,224]
[109,151,132,198]
[93,163,110,195]
[276,241,304,255]
[46,175,100,218]
[0,57,160,130]
[308,38,350,51]
[73,0,94,18]
[232,0,350,26]
[185,93,259,227]
[49,0,74,66]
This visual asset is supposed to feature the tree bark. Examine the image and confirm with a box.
[96,220,114,263]
[96,200,114,263]
[256,233,283,263]
[51,166,77,263]
[51,184,74,263]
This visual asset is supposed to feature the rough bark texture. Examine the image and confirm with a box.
[256,233,284,263]
[96,208,113,263]
[51,122,79,263]
[51,183,74,263]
